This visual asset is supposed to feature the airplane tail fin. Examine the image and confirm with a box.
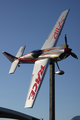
[2,46,26,74]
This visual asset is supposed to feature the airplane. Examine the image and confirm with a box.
[2,9,78,108]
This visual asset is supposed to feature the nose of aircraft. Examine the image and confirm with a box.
[64,48,72,53]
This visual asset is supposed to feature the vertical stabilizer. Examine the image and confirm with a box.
[16,46,26,58]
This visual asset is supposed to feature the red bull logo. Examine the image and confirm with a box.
[28,65,45,100]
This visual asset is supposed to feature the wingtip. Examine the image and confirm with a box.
[24,105,33,108]
[24,102,33,108]
[68,9,70,13]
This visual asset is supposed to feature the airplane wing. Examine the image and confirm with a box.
[41,9,70,49]
[25,9,70,108]
[25,59,49,108]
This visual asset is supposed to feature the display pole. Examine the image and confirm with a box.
[49,62,55,120]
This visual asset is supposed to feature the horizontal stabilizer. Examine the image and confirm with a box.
[9,59,19,74]
[16,46,26,58]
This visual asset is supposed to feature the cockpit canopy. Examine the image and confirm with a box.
[31,50,43,58]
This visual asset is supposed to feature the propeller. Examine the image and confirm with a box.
[65,34,78,59]
[65,34,68,48]
[70,52,78,59]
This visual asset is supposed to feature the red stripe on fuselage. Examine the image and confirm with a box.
[22,59,37,63]
[18,57,37,63]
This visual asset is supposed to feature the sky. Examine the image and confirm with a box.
[0,0,80,120]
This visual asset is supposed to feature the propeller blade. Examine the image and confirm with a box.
[64,34,78,60]
[70,52,78,59]
[65,34,68,48]
[65,34,67,44]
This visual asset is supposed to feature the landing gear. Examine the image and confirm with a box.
[55,62,64,75]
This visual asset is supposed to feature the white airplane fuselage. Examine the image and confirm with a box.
[18,44,72,64]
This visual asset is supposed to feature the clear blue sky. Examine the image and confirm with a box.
[0,0,80,120]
